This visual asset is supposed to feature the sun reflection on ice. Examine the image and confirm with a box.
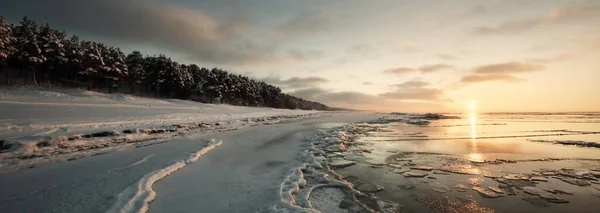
[470,112,477,140]
[468,153,484,163]
[467,100,483,162]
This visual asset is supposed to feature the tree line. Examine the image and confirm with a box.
[0,16,328,110]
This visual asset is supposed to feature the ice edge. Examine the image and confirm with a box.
[106,139,223,213]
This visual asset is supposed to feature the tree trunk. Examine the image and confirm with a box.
[2,66,9,85]
[87,76,91,90]
[47,73,52,87]
[23,69,28,85]
[32,69,38,86]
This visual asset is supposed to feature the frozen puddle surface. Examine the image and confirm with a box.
[107,139,222,213]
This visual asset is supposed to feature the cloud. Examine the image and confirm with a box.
[336,44,379,64]
[380,80,444,101]
[455,61,546,86]
[473,3,600,35]
[363,81,373,85]
[276,11,337,36]
[289,88,379,106]
[418,64,455,73]
[473,62,545,74]
[261,77,329,89]
[459,74,520,83]
[383,64,454,75]
[287,49,325,61]
[394,80,429,88]
[391,45,420,54]
[2,0,339,65]
[379,88,443,101]
[437,54,458,60]
[383,67,415,75]
[1,0,279,64]
[289,80,449,111]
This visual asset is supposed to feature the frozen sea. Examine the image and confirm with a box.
[328,112,600,213]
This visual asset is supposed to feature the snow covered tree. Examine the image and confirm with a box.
[13,17,46,85]
[63,35,83,82]
[142,55,158,96]
[80,41,104,89]
[38,23,67,86]
[0,16,16,84]
[190,66,208,98]
[125,50,144,94]
[176,64,195,99]
[100,46,127,93]
[1,15,329,110]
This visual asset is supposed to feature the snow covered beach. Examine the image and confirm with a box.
[0,87,328,171]
[0,87,380,213]
[4,87,599,213]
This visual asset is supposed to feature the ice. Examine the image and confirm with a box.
[410,166,433,171]
[454,184,469,192]
[329,160,356,169]
[472,186,503,198]
[308,187,348,213]
[403,171,428,178]
[355,183,384,193]
[391,168,410,174]
[522,197,550,208]
[0,88,386,213]
[107,139,222,213]
[487,186,504,194]
[522,186,569,203]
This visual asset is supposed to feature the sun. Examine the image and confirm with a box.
[467,101,477,111]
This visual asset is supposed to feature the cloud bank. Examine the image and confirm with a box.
[261,76,329,89]
[1,0,338,65]
[458,62,545,85]
[383,64,454,75]
[473,2,600,35]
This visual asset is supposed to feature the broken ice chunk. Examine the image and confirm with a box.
[403,171,428,178]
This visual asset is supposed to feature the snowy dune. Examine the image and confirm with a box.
[0,87,327,171]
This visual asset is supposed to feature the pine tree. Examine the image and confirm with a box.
[101,46,127,93]
[125,50,144,94]
[142,55,159,97]
[80,41,103,90]
[64,35,83,83]
[38,23,67,86]
[0,16,16,84]
[13,17,46,85]
[1,16,329,110]
[190,66,208,99]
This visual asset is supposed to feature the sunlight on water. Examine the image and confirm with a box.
[469,112,477,139]
[469,105,481,161]
[468,153,484,163]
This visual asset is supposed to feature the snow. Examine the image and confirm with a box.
[0,87,325,170]
[0,87,382,213]
[107,139,222,213]
[148,115,379,213]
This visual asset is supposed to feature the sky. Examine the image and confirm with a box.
[2,0,599,112]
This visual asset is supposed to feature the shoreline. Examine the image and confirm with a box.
[277,114,600,213]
